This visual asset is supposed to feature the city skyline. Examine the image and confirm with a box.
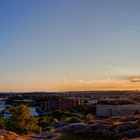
[1,0,140,92]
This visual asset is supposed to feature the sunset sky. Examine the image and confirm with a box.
[0,0,140,92]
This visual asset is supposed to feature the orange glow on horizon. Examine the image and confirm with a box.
[0,78,140,92]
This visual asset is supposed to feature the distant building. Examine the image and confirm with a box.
[88,99,97,105]
[79,98,97,105]
[96,99,140,117]
[13,99,33,106]
[29,107,39,116]
[3,107,38,119]
[0,100,6,112]
[38,98,80,111]
[3,110,11,119]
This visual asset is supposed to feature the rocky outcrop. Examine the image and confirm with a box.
[36,132,62,140]
[55,115,140,140]
[0,130,27,140]
[1,115,140,140]
[56,123,89,133]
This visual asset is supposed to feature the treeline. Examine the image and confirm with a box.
[0,105,94,135]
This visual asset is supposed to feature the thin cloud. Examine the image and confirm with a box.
[130,77,140,83]
[62,78,128,84]
[116,75,140,83]
[119,11,128,16]
[62,75,140,85]
[77,80,94,84]
[62,78,72,82]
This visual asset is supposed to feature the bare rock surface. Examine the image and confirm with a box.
[0,130,27,140]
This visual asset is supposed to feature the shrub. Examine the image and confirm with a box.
[38,116,50,128]
[6,105,41,135]
[83,114,94,122]
[44,126,55,132]
[0,117,5,129]
[68,117,83,123]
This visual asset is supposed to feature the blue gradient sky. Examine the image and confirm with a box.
[1,0,140,91]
